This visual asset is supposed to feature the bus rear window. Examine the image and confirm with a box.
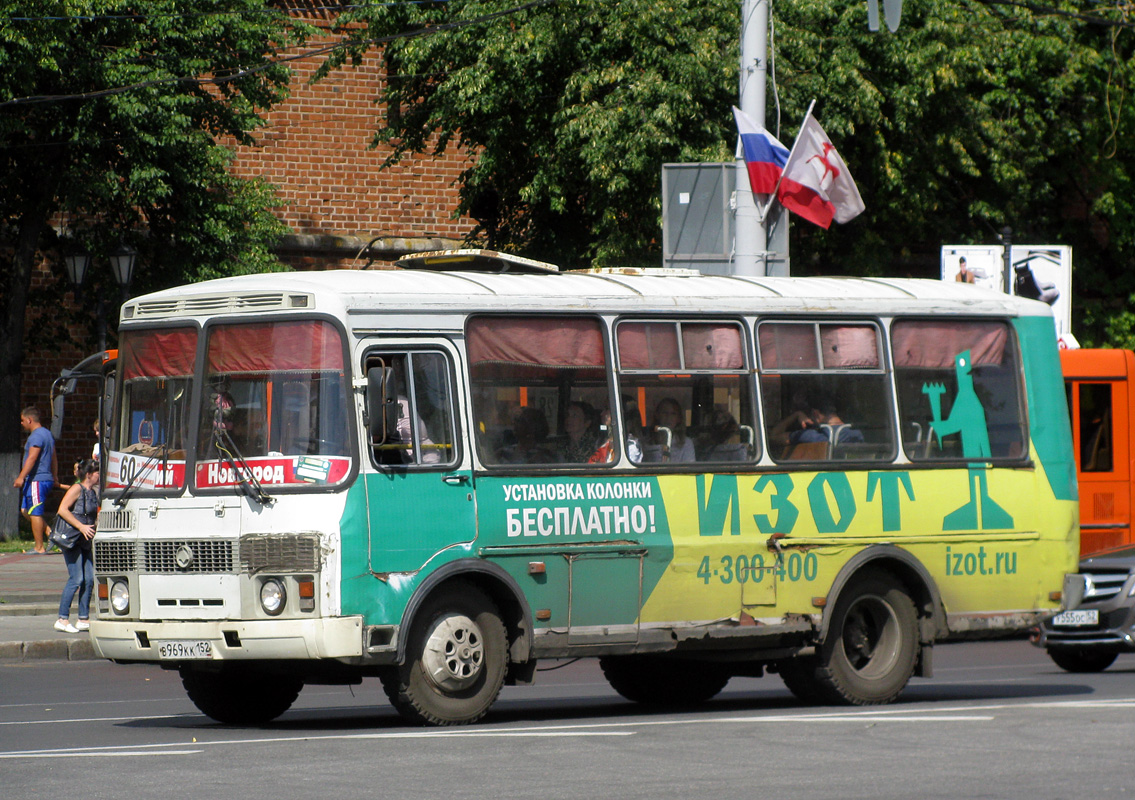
[892,319,1026,461]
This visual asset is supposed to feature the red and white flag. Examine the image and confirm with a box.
[776,113,865,229]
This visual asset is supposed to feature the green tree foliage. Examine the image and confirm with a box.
[0,0,306,453]
[330,0,739,266]
[334,0,1135,343]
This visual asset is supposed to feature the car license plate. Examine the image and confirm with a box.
[156,640,213,660]
[1051,609,1099,627]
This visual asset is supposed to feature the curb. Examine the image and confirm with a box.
[0,602,60,617]
[0,637,97,661]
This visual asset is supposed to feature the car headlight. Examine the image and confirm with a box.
[260,579,286,616]
[110,580,130,614]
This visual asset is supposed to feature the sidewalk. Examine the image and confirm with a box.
[0,550,98,660]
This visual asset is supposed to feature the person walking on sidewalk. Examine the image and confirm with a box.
[54,459,98,634]
[14,407,57,554]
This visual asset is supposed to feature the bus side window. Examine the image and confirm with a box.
[758,321,893,463]
[365,351,458,468]
[467,316,614,468]
[616,320,758,467]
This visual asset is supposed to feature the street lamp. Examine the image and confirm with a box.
[61,242,137,352]
[63,250,92,290]
[107,243,136,303]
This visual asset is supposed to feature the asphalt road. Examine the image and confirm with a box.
[3,639,1134,800]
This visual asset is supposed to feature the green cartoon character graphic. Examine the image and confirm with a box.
[923,349,1014,530]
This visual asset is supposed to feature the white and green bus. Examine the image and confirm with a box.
[88,251,1079,725]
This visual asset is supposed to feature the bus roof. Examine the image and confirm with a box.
[121,268,1056,325]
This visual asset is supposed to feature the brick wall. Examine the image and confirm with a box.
[21,21,476,459]
[227,31,477,269]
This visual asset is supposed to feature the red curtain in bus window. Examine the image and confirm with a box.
[758,324,818,369]
[617,323,680,369]
[467,317,606,370]
[891,321,1008,368]
[819,324,879,368]
[682,324,744,369]
[121,328,198,379]
[206,320,344,374]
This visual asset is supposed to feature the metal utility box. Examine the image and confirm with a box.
[662,163,788,276]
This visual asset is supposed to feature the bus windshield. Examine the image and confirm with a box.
[108,327,197,492]
[194,319,352,491]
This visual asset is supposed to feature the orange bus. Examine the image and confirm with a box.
[1062,348,1135,555]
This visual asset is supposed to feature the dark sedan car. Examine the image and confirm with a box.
[1034,544,1135,672]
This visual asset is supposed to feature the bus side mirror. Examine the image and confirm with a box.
[366,366,399,444]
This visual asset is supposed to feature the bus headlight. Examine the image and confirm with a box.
[110,580,130,614]
[260,579,286,616]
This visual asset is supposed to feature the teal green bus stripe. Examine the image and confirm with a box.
[1015,315,1077,502]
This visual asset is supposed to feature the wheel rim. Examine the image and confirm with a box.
[840,593,901,679]
[421,612,485,692]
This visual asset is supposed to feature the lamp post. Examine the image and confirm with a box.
[62,243,137,352]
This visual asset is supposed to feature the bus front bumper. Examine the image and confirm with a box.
[89,616,365,662]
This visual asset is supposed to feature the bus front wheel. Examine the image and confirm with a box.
[813,571,919,705]
[382,582,508,726]
[180,667,302,724]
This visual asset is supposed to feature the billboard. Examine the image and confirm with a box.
[942,245,1073,344]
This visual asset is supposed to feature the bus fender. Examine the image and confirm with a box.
[396,558,535,670]
[818,544,947,649]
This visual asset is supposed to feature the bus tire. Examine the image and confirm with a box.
[775,658,824,704]
[180,667,302,724]
[599,656,730,706]
[814,571,919,705]
[1048,648,1117,673]
[382,582,508,726]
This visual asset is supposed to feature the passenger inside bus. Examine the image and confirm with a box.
[696,408,749,462]
[622,397,645,463]
[495,407,557,464]
[559,401,612,464]
[770,395,863,459]
[642,397,695,463]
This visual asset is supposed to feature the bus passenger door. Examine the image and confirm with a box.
[1072,379,1131,555]
[361,346,476,574]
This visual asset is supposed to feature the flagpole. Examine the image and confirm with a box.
[760,98,816,220]
[733,0,770,277]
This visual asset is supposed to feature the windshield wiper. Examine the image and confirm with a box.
[208,390,272,506]
[113,446,167,508]
[214,430,273,506]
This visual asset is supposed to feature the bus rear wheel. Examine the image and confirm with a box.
[180,667,302,724]
[813,571,919,705]
[382,582,508,726]
[1048,647,1118,673]
[599,656,731,706]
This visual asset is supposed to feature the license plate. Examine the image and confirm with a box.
[156,640,213,660]
[1051,609,1099,627]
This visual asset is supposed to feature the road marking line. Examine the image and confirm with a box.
[0,731,633,758]
[6,750,204,758]
[0,713,199,726]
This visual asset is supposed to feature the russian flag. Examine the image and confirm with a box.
[733,106,789,195]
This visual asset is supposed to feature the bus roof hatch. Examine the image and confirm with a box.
[394,249,561,274]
